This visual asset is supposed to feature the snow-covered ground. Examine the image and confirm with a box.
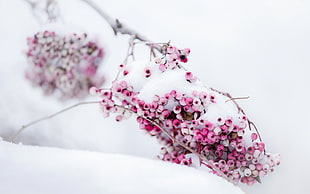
[1,0,310,193]
[0,140,245,194]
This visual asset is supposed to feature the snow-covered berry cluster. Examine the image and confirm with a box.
[25,30,105,100]
[90,46,280,185]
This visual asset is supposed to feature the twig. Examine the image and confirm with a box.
[45,0,60,22]
[122,36,136,65]
[24,0,44,24]
[225,96,250,103]
[6,101,100,142]
[210,88,265,151]
[210,88,246,114]
[248,121,265,154]
[24,0,60,24]
[79,0,163,54]
[24,0,36,8]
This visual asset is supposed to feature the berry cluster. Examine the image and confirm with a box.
[25,30,105,100]
[90,46,280,185]
[155,46,190,71]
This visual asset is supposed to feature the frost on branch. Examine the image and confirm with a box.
[25,30,105,100]
[90,46,280,185]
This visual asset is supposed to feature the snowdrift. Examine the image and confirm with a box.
[0,140,244,194]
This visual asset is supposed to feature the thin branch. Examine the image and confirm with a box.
[24,0,45,24]
[122,36,136,65]
[45,0,60,22]
[79,0,163,53]
[210,88,265,151]
[225,96,250,103]
[248,121,265,154]
[24,0,61,24]
[6,101,100,142]
[24,0,36,8]
[80,0,143,39]
[210,88,246,114]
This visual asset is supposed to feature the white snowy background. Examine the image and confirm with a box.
[0,0,309,193]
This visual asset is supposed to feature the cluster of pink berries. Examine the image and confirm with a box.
[90,46,280,185]
[155,46,190,71]
[25,30,105,100]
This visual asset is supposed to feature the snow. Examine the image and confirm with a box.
[0,140,244,194]
[119,57,246,130]
[120,58,248,135]
[1,0,310,193]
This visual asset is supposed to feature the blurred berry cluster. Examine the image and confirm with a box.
[25,30,105,100]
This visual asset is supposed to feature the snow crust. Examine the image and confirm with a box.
[0,141,244,194]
